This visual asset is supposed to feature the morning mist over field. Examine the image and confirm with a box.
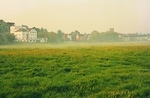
[1,0,150,98]
[1,0,150,34]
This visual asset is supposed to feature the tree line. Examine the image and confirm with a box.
[90,30,121,42]
[35,29,121,42]
[0,19,122,44]
[34,28,64,43]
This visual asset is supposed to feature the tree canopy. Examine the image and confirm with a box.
[90,30,121,42]
[0,20,15,44]
[0,20,9,33]
[57,30,64,42]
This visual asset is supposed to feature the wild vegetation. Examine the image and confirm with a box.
[0,42,150,98]
[0,20,15,44]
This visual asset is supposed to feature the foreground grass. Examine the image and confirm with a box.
[0,43,150,98]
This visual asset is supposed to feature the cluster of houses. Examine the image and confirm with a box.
[10,25,150,42]
[119,33,150,41]
[10,25,47,42]
[10,25,37,42]
[62,33,91,41]
[9,25,91,42]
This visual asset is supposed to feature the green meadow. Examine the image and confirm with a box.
[0,42,150,98]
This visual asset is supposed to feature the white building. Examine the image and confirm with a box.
[10,26,37,42]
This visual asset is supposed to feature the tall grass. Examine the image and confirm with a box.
[0,43,150,97]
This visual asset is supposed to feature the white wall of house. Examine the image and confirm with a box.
[10,26,16,34]
[10,26,37,42]
[28,29,37,42]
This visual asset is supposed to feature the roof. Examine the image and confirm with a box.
[15,28,27,32]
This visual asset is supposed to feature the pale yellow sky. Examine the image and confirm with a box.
[0,0,150,34]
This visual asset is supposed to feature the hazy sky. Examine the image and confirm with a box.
[1,0,150,34]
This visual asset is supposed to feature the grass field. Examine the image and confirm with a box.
[0,42,150,98]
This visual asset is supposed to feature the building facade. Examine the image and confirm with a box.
[10,26,37,42]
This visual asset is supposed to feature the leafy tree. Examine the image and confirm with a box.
[0,32,15,44]
[36,28,49,38]
[70,30,80,41]
[48,32,58,43]
[100,31,120,42]
[90,30,101,41]
[0,34,4,44]
[0,20,14,33]
[34,27,41,33]
[34,27,58,43]
[90,30,120,42]
[3,32,15,43]
[0,20,9,33]
[57,30,64,42]
[40,28,48,33]
[74,30,80,35]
